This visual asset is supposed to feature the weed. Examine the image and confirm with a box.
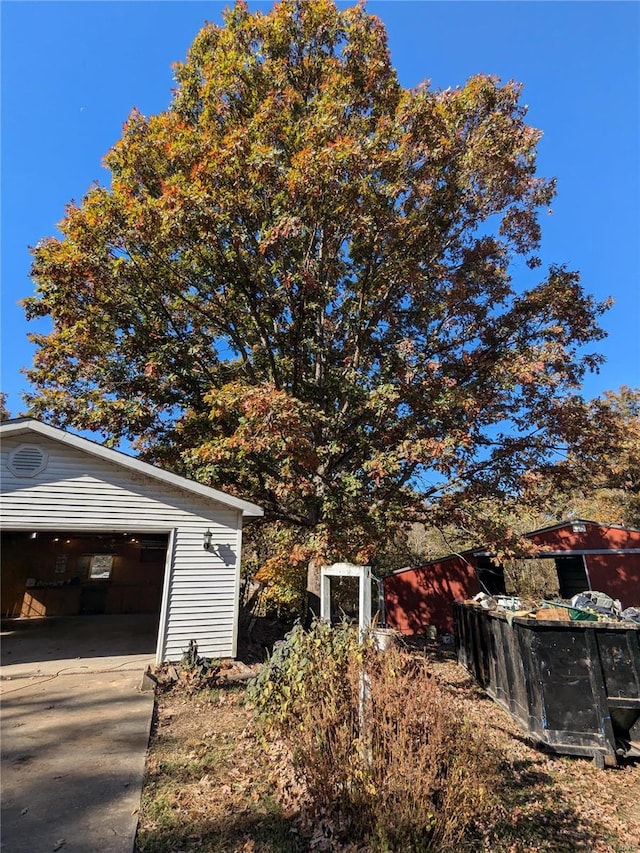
[250,621,499,851]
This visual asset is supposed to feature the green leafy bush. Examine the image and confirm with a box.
[250,621,497,851]
[249,619,362,732]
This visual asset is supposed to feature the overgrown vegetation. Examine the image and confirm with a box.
[136,632,640,852]
[249,621,498,851]
[503,557,560,599]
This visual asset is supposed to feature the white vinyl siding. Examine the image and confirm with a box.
[1,434,246,660]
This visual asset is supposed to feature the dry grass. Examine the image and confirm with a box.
[429,656,640,853]
[135,685,305,853]
[135,643,640,853]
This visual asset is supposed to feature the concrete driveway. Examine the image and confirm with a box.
[1,617,158,853]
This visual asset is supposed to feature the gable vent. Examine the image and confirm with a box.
[7,444,48,478]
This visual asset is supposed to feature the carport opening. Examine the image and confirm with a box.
[481,555,589,600]
[1,531,169,656]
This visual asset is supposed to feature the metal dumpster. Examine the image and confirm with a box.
[453,601,640,765]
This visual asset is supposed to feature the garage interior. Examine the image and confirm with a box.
[1,531,168,621]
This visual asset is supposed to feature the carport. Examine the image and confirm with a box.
[384,520,640,635]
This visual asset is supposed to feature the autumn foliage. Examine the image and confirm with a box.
[25,0,613,592]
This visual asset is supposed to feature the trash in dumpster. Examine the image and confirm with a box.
[472,591,497,610]
[495,595,523,611]
[542,600,599,621]
[571,591,622,618]
[535,604,571,621]
[464,589,640,625]
[621,607,640,624]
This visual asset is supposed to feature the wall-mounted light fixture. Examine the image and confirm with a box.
[571,521,587,534]
[203,529,219,556]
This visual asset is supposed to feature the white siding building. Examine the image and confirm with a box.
[0,419,263,661]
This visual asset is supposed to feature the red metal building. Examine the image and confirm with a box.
[383,520,640,635]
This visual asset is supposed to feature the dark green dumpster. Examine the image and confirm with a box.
[453,601,640,765]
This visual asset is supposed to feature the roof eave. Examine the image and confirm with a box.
[0,419,263,519]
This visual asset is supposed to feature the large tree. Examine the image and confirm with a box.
[527,386,640,529]
[25,0,608,577]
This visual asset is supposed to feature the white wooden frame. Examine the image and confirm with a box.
[156,528,177,663]
[320,562,371,640]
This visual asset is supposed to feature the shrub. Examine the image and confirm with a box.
[249,621,498,851]
[249,619,361,734]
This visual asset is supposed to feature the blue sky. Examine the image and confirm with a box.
[2,1,639,419]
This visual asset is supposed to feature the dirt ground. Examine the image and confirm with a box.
[135,623,640,853]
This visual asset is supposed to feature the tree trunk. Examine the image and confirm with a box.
[305,558,322,627]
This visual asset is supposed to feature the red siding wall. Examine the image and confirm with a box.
[529,524,640,553]
[384,556,480,634]
[383,523,640,636]
[530,524,640,608]
[584,553,640,607]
